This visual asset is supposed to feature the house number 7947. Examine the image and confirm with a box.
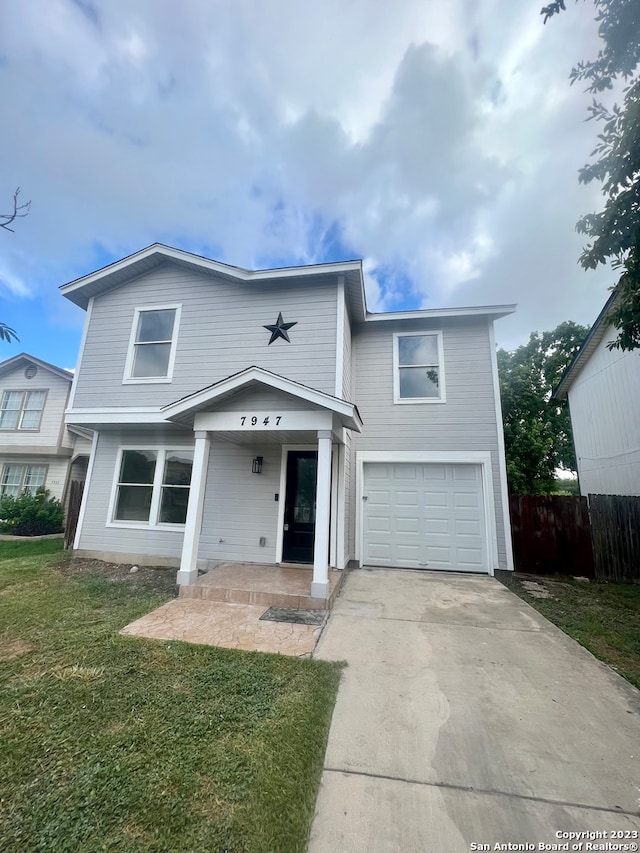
[240,415,282,426]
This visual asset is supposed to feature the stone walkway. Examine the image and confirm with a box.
[120,598,324,656]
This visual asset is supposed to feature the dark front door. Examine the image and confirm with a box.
[282,451,317,563]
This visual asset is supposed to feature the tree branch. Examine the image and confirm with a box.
[0,188,31,233]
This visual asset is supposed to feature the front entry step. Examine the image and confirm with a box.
[179,562,345,611]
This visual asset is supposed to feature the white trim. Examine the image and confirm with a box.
[106,444,194,529]
[392,331,446,404]
[73,430,99,549]
[66,409,165,426]
[336,443,346,569]
[335,274,345,398]
[489,320,514,570]
[122,304,182,384]
[312,430,332,597]
[366,305,516,322]
[329,444,339,567]
[177,432,210,585]
[68,296,93,409]
[60,243,363,297]
[355,451,497,575]
[162,365,362,431]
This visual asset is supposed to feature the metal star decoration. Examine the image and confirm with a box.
[263,312,297,345]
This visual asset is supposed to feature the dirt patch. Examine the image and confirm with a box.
[50,557,179,598]
[0,637,33,662]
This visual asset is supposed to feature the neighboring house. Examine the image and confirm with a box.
[555,292,640,496]
[0,353,93,505]
[61,244,515,598]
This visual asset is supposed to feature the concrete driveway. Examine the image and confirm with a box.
[309,569,640,852]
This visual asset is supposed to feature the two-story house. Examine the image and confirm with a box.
[0,353,93,505]
[62,244,514,598]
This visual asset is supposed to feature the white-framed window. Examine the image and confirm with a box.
[108,447,194,527]
[393,332,446,403]
[123,305,181,383]
[0,464,47,497]
[0,390,47,430]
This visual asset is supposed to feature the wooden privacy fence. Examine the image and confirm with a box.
[64,479,84,550]
[589,494,640,582]
[509,493,640,582]
[509,495,595,577]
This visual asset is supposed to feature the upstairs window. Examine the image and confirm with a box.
[393,332,445,403]
[111,448,193,527]
[0,390,47,430]
[124,305,181,383]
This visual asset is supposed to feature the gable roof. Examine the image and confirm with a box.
[555,290,619,400]
[60,243,368,320]
[59,242,516,325]
[0,352,74,383]
[161,365,363,432]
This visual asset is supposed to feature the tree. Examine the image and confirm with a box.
[1,188,31,233]
[0,188,28,344]
[541,0,640,350]
[498,321,588,494]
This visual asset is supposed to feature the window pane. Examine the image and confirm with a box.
[399,366,440,398]
[163,451,193,486]
[0,392,23,429]
[20,410,42,429]
[1,464,23,497]
[24,391,46,410]
[132,342,171,377]
[0,409,19,429]
[398,335,438,366]
[120,450,157,484]
[24,466,46,492]
[115,485,153,521]
[137,309,176,343]
[159,487,189,524]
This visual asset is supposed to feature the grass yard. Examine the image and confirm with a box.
[496,570,640,690]
[0,540,342,853]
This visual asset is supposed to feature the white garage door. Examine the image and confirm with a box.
[362,462,489,572]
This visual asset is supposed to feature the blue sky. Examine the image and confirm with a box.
[0,0,616,371]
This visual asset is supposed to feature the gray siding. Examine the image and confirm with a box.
[351,318,508,567]
[218,387,323,412]
[0,366,71,450]
[198,440,282,564]
[77,428,193,559]
[568,326,640,496]
[73,264,338,409]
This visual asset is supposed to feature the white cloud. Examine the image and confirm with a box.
[0,0,616,355]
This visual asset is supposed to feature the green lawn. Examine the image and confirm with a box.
[496,570,640,689]
[0,540,342,852]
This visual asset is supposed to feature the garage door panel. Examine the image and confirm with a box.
[396,517,420,534]
[366,515,391,533]
[363,462,488,573]
[395,490,419,507]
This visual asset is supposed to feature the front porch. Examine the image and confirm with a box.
[179,562,345,610]
[121,562,348,656]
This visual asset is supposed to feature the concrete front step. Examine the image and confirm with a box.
[178,563,345,611]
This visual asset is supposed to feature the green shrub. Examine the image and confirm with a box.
[0,487,64,536]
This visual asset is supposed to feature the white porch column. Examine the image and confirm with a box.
[176,431,210,586]
[312,429,332,598]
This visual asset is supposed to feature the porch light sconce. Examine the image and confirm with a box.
[252,456,263,475]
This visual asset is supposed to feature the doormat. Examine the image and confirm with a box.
[260,607,326,626]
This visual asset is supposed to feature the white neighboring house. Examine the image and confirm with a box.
[0,353,93,506]
[555,293,640,496]
[61,244,516,598]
